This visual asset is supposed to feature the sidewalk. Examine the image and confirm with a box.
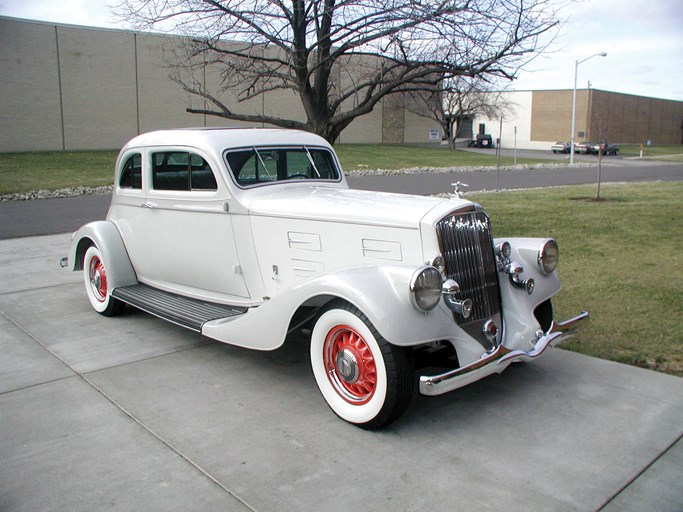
[1,233,682,511]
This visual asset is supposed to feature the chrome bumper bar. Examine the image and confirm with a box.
[419,311,590,396]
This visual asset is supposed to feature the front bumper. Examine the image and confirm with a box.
[419,311,590,396]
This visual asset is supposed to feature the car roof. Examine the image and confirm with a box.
[121,127,332,153]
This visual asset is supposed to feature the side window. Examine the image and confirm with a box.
[190,153,218,190]
[152,151,217,191]
[119,153,142,189]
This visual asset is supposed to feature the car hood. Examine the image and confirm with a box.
[245,186,469,229]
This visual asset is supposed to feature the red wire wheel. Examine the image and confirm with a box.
[88,255,108,303]
[82,245,125,317]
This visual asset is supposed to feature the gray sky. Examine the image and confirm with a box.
[1,0,682,101]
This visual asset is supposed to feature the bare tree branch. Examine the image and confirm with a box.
[114,0,563,143]
[406,76,515,149]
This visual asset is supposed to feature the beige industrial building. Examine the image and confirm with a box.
[1,16,682,153]
[472,89,683,150]
[0,16,439,153]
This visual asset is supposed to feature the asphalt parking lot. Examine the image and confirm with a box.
[1,233,682,511]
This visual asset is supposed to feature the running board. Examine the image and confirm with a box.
[112,283,247,332]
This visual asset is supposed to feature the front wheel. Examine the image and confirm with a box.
[310,300,413,429]
[83,245,125,316]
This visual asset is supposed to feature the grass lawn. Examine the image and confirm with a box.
[1,147,681,377]
[0,145,544,195]
[0,151,119,195]
[2,144,681,194]
[470,182,683,377]
[618,144,683,162]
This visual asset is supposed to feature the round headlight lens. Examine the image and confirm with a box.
[410,266,443,312]
[538,239,559,275]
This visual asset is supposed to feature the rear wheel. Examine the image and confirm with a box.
[83,245,125,316]
[310,300,413,429]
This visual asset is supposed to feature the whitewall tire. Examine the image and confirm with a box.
[310,300,413,429]
[83,245,125,317]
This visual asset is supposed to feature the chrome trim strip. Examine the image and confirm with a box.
[419,311,590,396]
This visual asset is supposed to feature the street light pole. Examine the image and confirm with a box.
[570,52,607,165]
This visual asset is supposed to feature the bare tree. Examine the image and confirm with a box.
[590,89,611,201]
[406,76,514,149]
[115,0,561,144]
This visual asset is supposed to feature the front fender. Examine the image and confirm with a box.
[202,265,457,350]
[496,237,562,349]
[68,221,137,290]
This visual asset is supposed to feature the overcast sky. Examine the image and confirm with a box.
[1,0,682,101]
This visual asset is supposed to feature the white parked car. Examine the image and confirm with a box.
[64,128,588,429]
[551,141,570,153]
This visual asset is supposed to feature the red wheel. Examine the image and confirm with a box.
[83,246,125,316]
[311,300,413,429]
[323,325,378,405]
[88,254,108,303]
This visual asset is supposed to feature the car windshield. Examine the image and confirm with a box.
[225,146,341,187]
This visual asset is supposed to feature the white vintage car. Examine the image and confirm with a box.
[64,128,588,429]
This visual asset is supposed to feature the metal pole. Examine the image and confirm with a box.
[496,117,502,191]
[570,52,607,165]
[514,126,517,165]
[570,59,579,165]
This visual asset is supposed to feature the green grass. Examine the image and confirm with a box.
[0,146,543,195]
[470,182,683,377]
[0,151,118,195]
[2,144,680,195]
[618,144,683,161]
[1,149,681,377]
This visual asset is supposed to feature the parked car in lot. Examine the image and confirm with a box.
[551,141,571,153]
[574,141,593,154]
[589,142,620,156]
[63,128,588,429]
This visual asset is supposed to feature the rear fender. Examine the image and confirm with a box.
[69,221,137,290]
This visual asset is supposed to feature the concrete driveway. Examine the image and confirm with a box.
[1,233,682,511]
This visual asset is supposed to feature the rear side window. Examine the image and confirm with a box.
[225,147,340,187]
[119,153,142,189]
[152,152,218,191]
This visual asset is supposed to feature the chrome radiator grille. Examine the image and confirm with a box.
[436,208,501,342]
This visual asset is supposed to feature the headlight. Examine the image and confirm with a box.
[495,241,511,260]
[428,256,447,278]
[538,239,559,275]
[410,266,442,312]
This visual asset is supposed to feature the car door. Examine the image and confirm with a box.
[117,147,250,302]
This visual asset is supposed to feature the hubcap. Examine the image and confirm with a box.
[335,349,359,383]
[324,325,377,405]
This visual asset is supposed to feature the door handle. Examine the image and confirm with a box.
[141,202,157,209]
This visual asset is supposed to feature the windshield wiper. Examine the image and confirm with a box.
[253,147,273,179]
[304,146,321,178]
